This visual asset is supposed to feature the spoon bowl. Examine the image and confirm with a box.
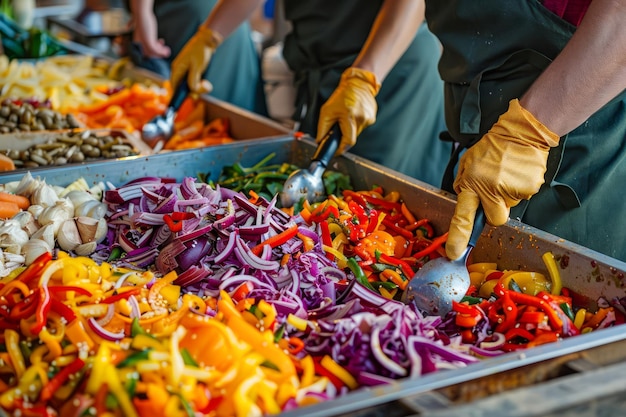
[280,124,341,208]
[401,207,485,316]
[141,80,190,149]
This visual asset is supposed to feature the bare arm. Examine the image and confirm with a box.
[352,0,426,82]
[129,0,170,57]
[201,0,264,38]
[521,0,626,136]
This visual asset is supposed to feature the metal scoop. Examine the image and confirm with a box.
[280,124,341,208]
[402,207,486,316]
[141,79,190,150]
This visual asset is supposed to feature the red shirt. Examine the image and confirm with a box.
[542,0,591,26]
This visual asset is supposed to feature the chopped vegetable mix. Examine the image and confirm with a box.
[0,155,623,416]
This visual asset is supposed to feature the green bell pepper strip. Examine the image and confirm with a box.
[347,257,375,291]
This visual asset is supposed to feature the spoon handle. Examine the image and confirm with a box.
[169,79,191,111]
[311,123,341,168]
[467,205,486,249]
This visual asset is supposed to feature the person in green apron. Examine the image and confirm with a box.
[424,0,626,261]
[127,0,266,114]
[170,0,450,187]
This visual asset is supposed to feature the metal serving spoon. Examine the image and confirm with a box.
[280,124,341,208]
[401,206,486,316]
[141,79,190,150]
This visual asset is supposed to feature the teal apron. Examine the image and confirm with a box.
[282,0,450,187]
[146,0,266,114]
[425,0,626,261]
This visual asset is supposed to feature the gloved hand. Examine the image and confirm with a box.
[170,26,223,95]
[446,99,560,260]
[317,67,381,155]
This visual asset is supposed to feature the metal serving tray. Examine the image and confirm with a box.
[1,135,625,416]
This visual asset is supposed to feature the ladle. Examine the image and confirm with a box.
[401,207,486,316]
[280,124,341,208]
[141,79,190,150]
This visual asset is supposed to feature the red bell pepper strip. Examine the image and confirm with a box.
[250,224,299,256]
[101,287,142,304]
[320,221,334,260]
[507,291,564,332]
[504,327,536,343]
[495,291,518,333]
[411,232,449,259]
[31,286,51,334]
[9,290,40,320]
[39,357,85,402]
[17,251,53,284]
[365,209,379,234]
[50,298,77,323]
[378,253,414,279]
[381,218,413,240]
[342,190,368,207]
[48,286,93,297]
[359,194,401,211]
[526,331,559,348]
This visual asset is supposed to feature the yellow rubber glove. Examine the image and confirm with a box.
[170,26,223,95]
[446,99,560,260]
[316,68,381,155]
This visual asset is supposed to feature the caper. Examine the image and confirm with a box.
[0,106,9,117]
[54,156,67,165]
[30,154,48,165]
[18,124,30,131]
[8,113,18,124]
[66,114,80,129]
[23,161,39,168]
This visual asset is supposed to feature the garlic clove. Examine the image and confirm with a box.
[22,238,52,265]
[28,204,44,219]
[57,219,82,252]
[76,200,107,220]
[30,224,55,250]
[13,211,39,235]
[75,241,97,256]
[37,199,75,235]
[31,183,60,207]
[14,172,42,198]
[76,216,99,243]
[66,190,97,211]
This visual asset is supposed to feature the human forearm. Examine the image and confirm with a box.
[521,0,626,137]
[201,0,264,38]
[351,0,426,82]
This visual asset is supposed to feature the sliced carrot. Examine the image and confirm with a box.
[0,201,20,218]
[0,154,15,172]
[0,192,29,210]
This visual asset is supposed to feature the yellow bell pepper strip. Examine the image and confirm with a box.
[217,291,296,380]
[574,308,587,329]
[320,355,358,390]
[250,223,299,256]
[542,251,563,295]
[39,357,85,402]
[5,328,25,378]
[298,232,316,252]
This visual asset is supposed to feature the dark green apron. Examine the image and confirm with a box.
[425,0,626,261]
[282,0,450,187]
[151,0,266,114]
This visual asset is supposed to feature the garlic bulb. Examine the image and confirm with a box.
[22,238,52,265]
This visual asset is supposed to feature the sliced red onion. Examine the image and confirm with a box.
[96,304,115,326]
[128,295,141,319]
[214,230,238,264]
[88,317,125,341]
[114,271,137,289]
[479,332,505,350]
[131,212,165,227]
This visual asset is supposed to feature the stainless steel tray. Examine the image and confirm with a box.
[1,135,625,416]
